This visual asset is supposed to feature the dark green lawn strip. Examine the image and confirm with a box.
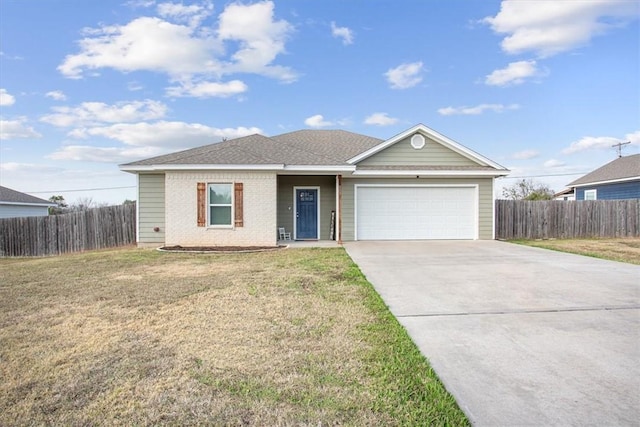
[344,263,470,426]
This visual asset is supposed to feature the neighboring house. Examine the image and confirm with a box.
[120,124,510,247]
[553,188,575,201]
[0,186,56,219]
[567,154,640,201]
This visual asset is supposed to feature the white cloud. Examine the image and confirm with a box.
[544,159,566,168]
[438,103,520,115]
[0,88,16,106]
[0,118,42,140]
[483,0,638,57]
[331,21,354,45]
[627,130,640,144]
[40,100,168,127]
[562,130,640,154]
[0,51,23,61]
[512,149,539,160]
[1,162,65,173]
[58,17,221,79]
[364,112,398,126]
[66,121,261,150]
[45,90,67,101]
[217,1,296,82]
[125,0,156,8]
[157,1,213,27]
[166,79,248,98]
[58,1,296,90]
[485,60,546,86]
[49,145,167,163]
[0,162,136,205]
[384,61,424,89]
[304,114,333,128]
[127,81,144,91]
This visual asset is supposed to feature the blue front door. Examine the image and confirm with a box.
[296,189,318,239]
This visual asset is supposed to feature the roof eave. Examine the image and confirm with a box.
[119,164,286,172]
[569,175,640,188]
[351,169,510,177]
[282,165,356,173]
[119,164,358,174]
[0,201,57,207]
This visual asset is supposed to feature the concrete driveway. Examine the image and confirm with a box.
[344,240,640,426]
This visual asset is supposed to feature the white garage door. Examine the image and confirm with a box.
[356,186,477,240]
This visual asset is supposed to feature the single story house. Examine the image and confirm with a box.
[553,188,575,201]
[120,124,509,247]
[0,186,56,219]
[567,154,640,200]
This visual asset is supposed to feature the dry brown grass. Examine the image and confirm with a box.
[0,247,466,426]
[513,238,640,265]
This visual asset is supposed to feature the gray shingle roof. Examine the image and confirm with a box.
[0,186,54,205]
[122,130,383,167]
[568,154,640,186]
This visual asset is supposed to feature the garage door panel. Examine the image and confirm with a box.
[356,186,476,240]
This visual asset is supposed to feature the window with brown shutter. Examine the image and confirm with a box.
[197,182,206,227]
[234,182,243,227]
[198,182,243,228]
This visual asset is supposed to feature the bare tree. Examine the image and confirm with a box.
[502,179,554,201]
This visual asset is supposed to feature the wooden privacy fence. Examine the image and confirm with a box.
[0,203,136,257]
[495,199,640,240]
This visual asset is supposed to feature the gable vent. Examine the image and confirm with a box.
[411,134,426,149]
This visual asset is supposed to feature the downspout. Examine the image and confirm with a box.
[337,174,343,245]
[136,173,140,244]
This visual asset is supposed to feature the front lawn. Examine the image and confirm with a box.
[0,247,468,426]
[511,238,640,265]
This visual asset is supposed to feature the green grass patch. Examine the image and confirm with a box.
[0,247,468,425]
[511,238,640,265]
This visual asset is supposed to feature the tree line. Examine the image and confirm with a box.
[48,195,135,215]
[501,179,555,201]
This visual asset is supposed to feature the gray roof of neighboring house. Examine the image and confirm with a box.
[122,130,384,167]
[0,186,54,205]
[568,154,640,186]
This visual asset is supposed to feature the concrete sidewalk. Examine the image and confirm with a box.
[345,240,640,426]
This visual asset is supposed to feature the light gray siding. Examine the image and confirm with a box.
[138,173,166,245]
[341,177,494,240]
[0,204,50,219]
[277,175,336,240]
[359,135,478,167]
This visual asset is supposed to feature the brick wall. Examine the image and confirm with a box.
[165,171,277,246]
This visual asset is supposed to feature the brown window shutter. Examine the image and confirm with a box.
[197,182,206,227]
[234,182,243,227]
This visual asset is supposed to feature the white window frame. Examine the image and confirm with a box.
[584,189,597,200]
[208,183,234,228]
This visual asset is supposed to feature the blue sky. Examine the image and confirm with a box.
[1,0,638,205]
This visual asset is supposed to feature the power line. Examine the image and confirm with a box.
[501,172,589,179]
[25,185,136,194]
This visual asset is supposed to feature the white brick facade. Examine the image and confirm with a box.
[165,171,277,246]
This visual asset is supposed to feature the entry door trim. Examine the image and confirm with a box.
[293,186,321,240]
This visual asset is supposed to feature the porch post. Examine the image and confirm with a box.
[337,174,343,245]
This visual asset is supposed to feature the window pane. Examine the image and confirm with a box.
[210,206,232,225]
[209,184,232,204]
